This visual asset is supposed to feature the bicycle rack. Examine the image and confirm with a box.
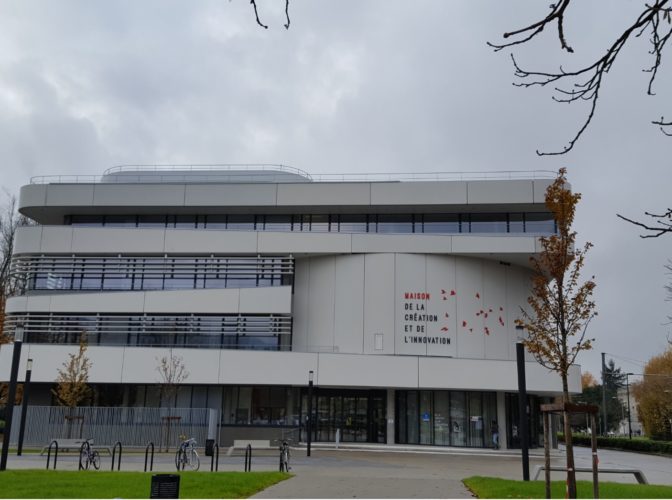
[144,442,155,472]
[78,441,90,470]
[111,442,122,471]
[210,443,220,472]
[46,440,58,470]
[244,444,252,472]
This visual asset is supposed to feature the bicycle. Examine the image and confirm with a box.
[175,437,200,471]
[79,439,101,470]
[279,440,291,472]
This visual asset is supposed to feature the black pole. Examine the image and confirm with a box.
[626,374,632,440]
[601,352,607,435]
[0,338,23,471]
[516,342,530,481]
[17,361,32,456]
[307,375,314,457]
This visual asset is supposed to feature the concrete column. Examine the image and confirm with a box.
[386,389,395,444]
[497,391,508,450]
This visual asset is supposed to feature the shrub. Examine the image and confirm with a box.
[558,433,672,455]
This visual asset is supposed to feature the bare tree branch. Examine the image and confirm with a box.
[617,210,672,238]
[250,0,268,29]
[491,0,672,155]
[488,0,574,53]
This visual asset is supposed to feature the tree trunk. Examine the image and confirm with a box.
[562,374,577,498]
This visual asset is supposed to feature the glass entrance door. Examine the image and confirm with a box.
[303,389,386,443]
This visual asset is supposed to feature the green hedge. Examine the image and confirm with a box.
[558,433,672,455]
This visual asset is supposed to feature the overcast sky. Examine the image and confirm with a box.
[1,0,670,378]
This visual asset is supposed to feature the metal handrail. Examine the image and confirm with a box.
[104,164,311,177]
[46,440,58,470]
[29,169,557,184]
[144,442,155,472]
[111,441,122,471]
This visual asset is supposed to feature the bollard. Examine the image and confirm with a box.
[144,442,155,472]
[111,442,122,471]
[46,440,58,470]
[244,444,252,472]
[210,443,220,472]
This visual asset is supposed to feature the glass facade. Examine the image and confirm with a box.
[396,390,498,448]
[66,212,556,235]
[12,256,293,294]
[5,313,292,351]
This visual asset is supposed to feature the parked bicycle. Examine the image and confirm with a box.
[175,437,200,471]
[79,439,101,470]
[279,440,291,472]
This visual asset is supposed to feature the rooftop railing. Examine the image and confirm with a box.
[30,165,557,184]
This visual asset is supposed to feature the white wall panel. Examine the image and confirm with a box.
[370,181,467,206]
[482,261,510,360]
[143,289,240,314]
[395,254,428,356]
[18,184,47,210]
[239,287,292,313]
[533,180,554,204]
[455,258,485,358]
[425,256,457,357]
[46,185,95,206]
[351,234,452,254]
[72,228,165,253]
[467,180,534,204]
[50,291,143,313]
[306,256,336,351]
[291,259,310,351]
[40,226,74,253]
[93,184,186,206]
[452,236,536,254]
[0,342,582,393]
[317,353,419,388]
[364,254,395,355]
[121,347,172,384]
[13,226,43,254]
[164,229,258,254]
[258,232,352,254]
[218,350,317,385]
[506,265,533,361]
[184,184,277,206]
[276,183,370,206]
[333,255,365,354]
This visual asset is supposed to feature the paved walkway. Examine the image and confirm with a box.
[4,444,671,498]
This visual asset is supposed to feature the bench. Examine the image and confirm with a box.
[40,439,113,456]
[533,465,648,484]
[226,439,272,456]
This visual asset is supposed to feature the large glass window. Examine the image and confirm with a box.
[422,214,460,234]
[396,390,497,448]
[63,212,557,235]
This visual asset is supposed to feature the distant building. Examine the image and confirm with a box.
[1,166,581,448]
[616,386,643,436]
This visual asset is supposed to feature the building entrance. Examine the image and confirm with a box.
[302,389,386,443]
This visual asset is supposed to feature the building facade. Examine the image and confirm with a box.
[0,166,581,448]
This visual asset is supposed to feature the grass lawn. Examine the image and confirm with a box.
[463,476,672,499]
[0,470,290,499]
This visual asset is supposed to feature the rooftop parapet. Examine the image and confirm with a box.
[29,165,557,185]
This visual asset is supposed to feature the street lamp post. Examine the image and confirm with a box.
[17,358,33,456]
[0,323,24,471]
[307,370,314,457]
[514,325,529,481]
[626,373,634,440]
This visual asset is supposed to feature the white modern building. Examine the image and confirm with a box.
[1,166,581,448]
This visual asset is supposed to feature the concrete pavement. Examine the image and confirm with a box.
[3,444,671,498]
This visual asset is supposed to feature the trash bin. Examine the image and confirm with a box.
[205,438,215,457]
[150,474,180,499]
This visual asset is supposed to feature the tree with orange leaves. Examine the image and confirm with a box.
[581,371,598,390]
[516,167,597,499]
